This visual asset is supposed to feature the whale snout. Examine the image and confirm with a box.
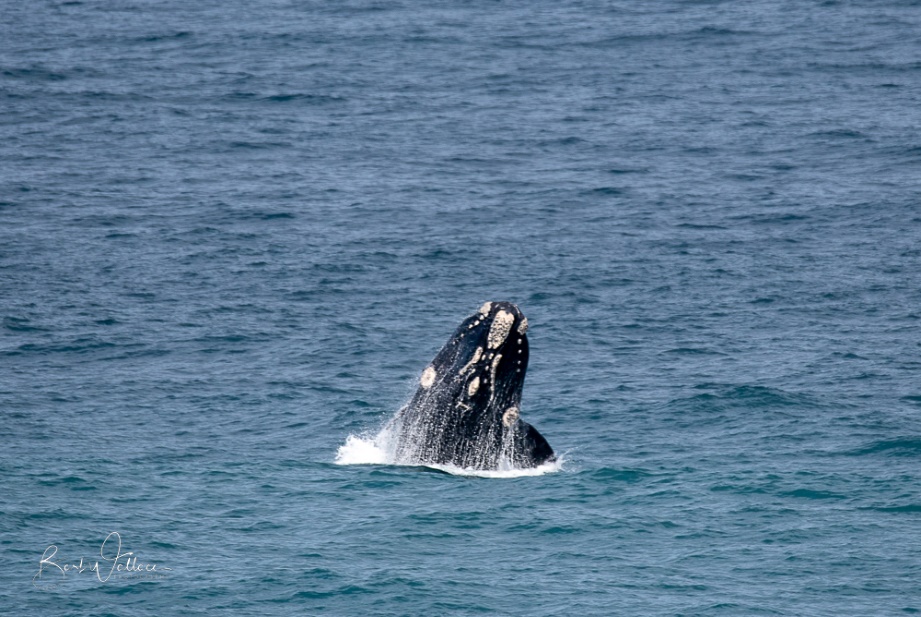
[480,301,528,347]
[451,301,530,397]
[480,301,524,319]
[456,302,528,351]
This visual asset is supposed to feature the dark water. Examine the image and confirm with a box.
[3,0,921,614]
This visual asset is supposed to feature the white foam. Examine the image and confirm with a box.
[427,457,563,478]
[335,426,563,478]
[335,433,388,465]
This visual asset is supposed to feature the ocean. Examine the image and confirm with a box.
[2,0,920,614]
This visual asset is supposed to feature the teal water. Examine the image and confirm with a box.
[2,0,921,614]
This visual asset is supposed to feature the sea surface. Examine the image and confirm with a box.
[3,0,921,614]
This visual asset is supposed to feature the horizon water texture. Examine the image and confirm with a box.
[3,0,921,615]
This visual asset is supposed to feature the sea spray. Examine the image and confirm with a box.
[335,422,563,478]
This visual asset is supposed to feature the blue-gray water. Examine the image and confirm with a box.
[3,0,921,614]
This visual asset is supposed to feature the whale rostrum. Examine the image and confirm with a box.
[387,302,555,470]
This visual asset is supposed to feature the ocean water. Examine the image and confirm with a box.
[2,0,921,614]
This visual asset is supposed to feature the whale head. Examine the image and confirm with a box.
[434,301,530,416]
[389,301,553,470]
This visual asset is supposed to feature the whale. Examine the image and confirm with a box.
[386,301,554,470]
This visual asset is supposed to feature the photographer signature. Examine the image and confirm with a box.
[33,532,171,589]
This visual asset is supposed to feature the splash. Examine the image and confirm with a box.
[335,424,562,478]
[335,433,389,466]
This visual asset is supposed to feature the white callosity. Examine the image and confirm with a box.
[489,354,502,390]
[468,376,480,396]
[517,317,528,335]
[502,406,520,427]
[487,310,515,349]
[420,366,436,388]
[479,302,492,316]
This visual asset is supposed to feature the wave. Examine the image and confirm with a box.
[848,437,921,457]
[334,430,562,479]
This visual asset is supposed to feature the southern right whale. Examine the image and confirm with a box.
[386,301,555,470]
